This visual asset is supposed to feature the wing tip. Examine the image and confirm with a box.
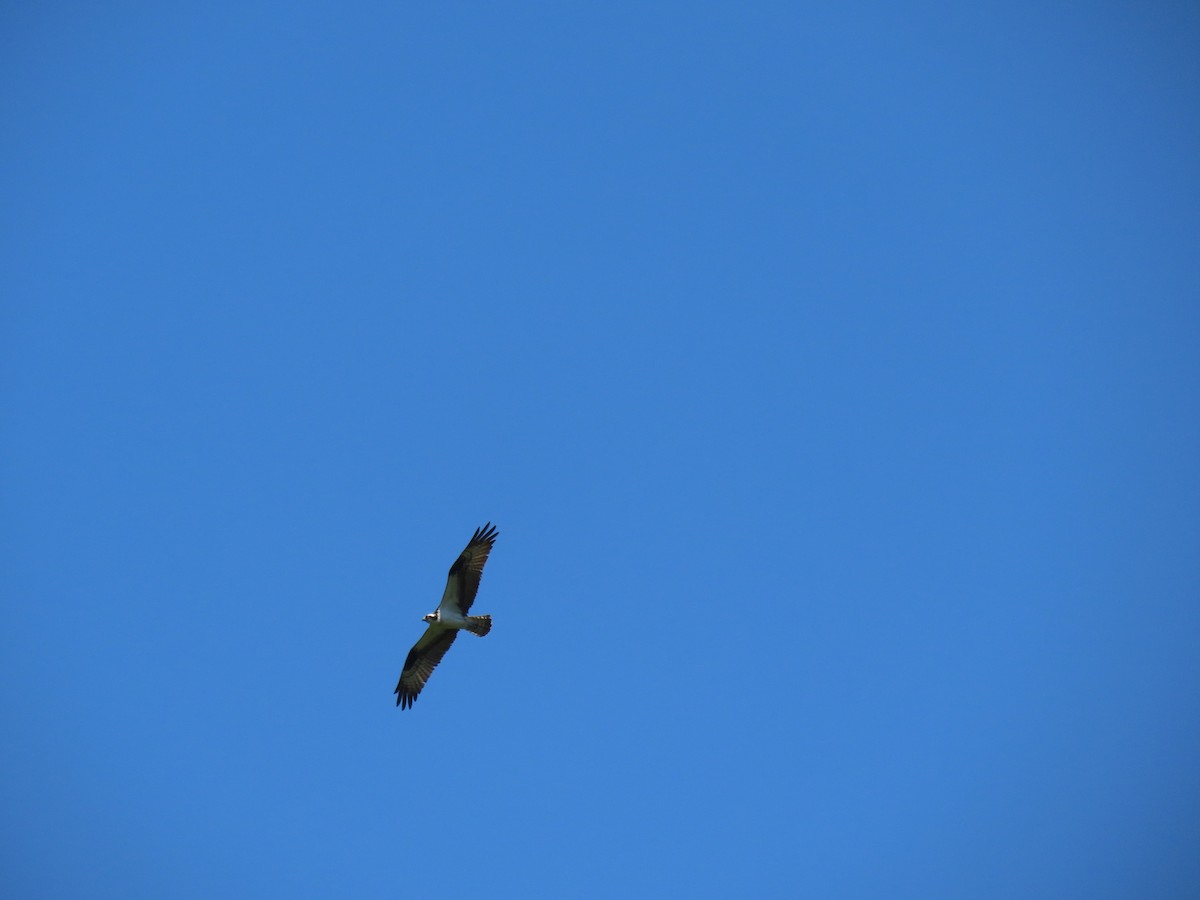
[473,522,499,544]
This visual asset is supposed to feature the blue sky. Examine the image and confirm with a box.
[3,3,1198,897]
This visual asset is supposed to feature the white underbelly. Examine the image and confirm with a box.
[438,608,469,628]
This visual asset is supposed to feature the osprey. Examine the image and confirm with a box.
[394,523,498,709]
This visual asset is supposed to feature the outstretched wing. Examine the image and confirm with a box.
[394,625,458,709]
[437,522,499,615]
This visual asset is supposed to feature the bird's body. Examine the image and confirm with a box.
[394,523,498,709]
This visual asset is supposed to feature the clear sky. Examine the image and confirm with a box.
[2,3,1198,898]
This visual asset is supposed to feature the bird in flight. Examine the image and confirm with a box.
[394,523,499,709]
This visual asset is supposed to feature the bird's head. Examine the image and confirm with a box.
[422,612,438,624]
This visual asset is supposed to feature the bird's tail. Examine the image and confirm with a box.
[464,615,492,637]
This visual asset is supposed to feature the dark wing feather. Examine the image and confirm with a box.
[442,522,499,614]
[394,625,458,709]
